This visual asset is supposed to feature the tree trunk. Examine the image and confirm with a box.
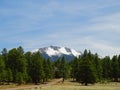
[85,82,88,86]
[62,77,64,83]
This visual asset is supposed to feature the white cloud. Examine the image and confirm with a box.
[83,39,120,57]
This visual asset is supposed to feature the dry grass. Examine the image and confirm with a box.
[36,82,120,90]
[0,80,120,90]
[0,84,17,89]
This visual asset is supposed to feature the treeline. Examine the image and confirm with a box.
[0,46,69,85]
[0,46,120,86]
[71,50,120,85]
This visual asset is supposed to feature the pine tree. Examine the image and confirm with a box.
[6,68,13,84]
[93,53,102,81]
[0,56,6,84]
[53,59,61,78]
[60,57,67,82]
[43,59,48,83]
[79,57,96,85]
[47,59,53,79]
[1,48,8,67]
[118,55,120,81]
[15,72,24,85]
[71,57,79,81]
[1,48,7,56]
[24,52,32,82]
[17,46,24,55]
[111,55,119,82]
[7,48,28,83]
[101,56,112,80]
[30,52,44,84]
[43,58,53,83]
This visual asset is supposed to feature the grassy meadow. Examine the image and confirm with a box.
[38,81,120,90]
[0,80,120,90]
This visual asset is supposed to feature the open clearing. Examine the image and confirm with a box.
[0,79,120,90]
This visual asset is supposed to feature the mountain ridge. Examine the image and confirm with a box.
[34,45,81,61]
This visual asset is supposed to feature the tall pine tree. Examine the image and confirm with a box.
[30,52,44,84]
[111,55,119,82]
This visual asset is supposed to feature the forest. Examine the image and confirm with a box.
[0,46,120,86]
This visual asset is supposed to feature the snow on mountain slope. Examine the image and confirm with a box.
[35,46,81,61]
[71,49,80,57]
[46,47,60,56]
[59,47,70,55]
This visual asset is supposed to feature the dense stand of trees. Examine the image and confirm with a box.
[0,47,54,85]
[71,50,120,85]
[0,46,120,86]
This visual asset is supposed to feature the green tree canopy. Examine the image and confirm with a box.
[78,56,96,85]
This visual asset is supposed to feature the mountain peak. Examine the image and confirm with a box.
[36,46,81,61]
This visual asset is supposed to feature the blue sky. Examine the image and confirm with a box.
[0,0,120,57]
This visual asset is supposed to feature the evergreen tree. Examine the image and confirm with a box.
[6,68,13,84]
[111,55,119,82]
[24,52,32,82]
[54,59,61,78]
[17,46,24,55]
[118,55,120,81]
[7,48,28,83]
[15,72,24,85]
[1,48,7,56]
[60,57,68,83]
[71,57,79,81]
[93,54,102,81]
[43,59,48,82]
[47,59,53,79]
[30,52,44,84]
[78,56,96,85]
[101,56,112,79]
[83,49,88,57]
[0,56,6,84]
[1,48,8,67]
[43,58,53,83]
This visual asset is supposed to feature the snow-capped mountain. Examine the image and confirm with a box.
[35,46,81,61]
